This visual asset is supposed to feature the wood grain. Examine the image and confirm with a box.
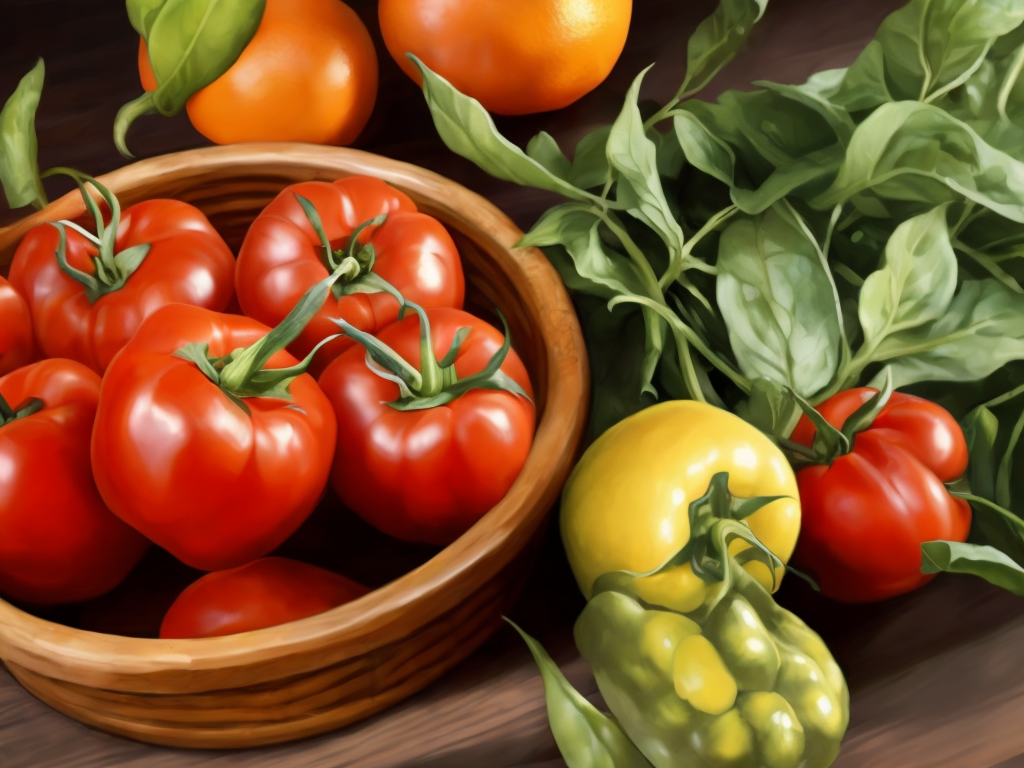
[0,145,589,748]
[9,0,1024,766]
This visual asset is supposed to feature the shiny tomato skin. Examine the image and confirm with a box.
[0,359,150,605]
[0,275,33,376]
[159,557,369,638]
[91,304,337,572]
[8,199,235,374]
[236,176,465,377]
[791,388,971,603]
[318,307,535,545]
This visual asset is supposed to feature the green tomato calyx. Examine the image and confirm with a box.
[295,195,392,299]
[333,301,531,412]
[0,392,44,428]
[45,169,152,304]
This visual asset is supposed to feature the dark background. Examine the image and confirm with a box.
[7,1,1024,767]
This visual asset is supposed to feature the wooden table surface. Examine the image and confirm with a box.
[5,1,1024,766]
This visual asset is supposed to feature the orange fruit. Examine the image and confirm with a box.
[378,0,632,115]
[139,0,378,146]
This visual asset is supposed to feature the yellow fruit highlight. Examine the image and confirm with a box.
[560,400,801,599]
[673,635,737,715]
[639,609,702,675]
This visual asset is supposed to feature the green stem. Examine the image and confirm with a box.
[953,492,1024,534]
[661,204,737,289]
[0,392,44,427]
[0,392,11,421]
[113,92,158,159]
[597,210,663,299]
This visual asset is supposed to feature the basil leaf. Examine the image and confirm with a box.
[672,111,736,187]
[518,204,647,299]
[607,68,685,271]
[921,541,1024,595]
[506,619,653,768]
[755,76,857,145]
[114,0,265,156]
[527,131,572,181]
[0,59,47,211]
[833,41,893,112]
[127,0,169,39]
[858,205,958,349]
[845,0,1024,104]
[736,376,802,439]
[569,127,613,191]
[876,279,1024,388]
[962,405,1001,504]
[731,144,844,214]
[677,0,769,99]
[716,205,842,398]
[813,102,1024,223]
[413,56,603,204]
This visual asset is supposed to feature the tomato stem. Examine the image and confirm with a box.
[333,304,531,412]
[39,168,151,304]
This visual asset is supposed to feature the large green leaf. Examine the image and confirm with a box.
[876,279,1024,388]
[115,0,265,156]
[858,205,958,348]
[812,102,1024,223]
[716,205,842,398]
[127,0,169,38]
[921,541,1024,595]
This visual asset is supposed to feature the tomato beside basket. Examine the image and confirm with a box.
[0,144,588,749]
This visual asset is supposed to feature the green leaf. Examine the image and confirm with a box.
[569,127,613,190]
[519,205,646,299]
[846,0,1024,104]
[127,0,170,38]
[921,540,1024,595]
[858,205,957,349]
[876,279,1024,388]
[0,59,47,211]
[671,110,736,186]
[735,376,802,439]
[812,102,1024,222]
[112,243,152,280]
[505,619,653,768]
[755,76,857,145]
[607,68,686,271]
[716,206,842,398]
[677,0,769,99]
[412,56,602,204]
[527,131,572,180]
[114,0,266,157]
[962,405,1001,503]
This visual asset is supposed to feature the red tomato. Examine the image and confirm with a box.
[0,275,33,376]
[0,359,149,605]
[319,307,535,545]
[9,198,235,374]
[91,304,337,572]
[235,176,465,377]
[791,388,971,603]
[160,557,369,639]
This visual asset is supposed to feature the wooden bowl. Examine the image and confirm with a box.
[0,144,588,748]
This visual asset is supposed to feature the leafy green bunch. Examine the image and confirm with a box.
[412,0,1024,446]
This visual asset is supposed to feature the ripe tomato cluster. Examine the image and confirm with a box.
[0,173,536,638]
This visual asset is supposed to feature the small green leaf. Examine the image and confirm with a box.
[115,0,266,157]
[568,127,613,191]
[127,0,170,38]
[412,55,601,204]
[112,243,151,281]
[0,59,47,211]
[921,541,1024,596]
[607,67,686,274]
[962,405,1001,503]
[858,205,958,349]
[671,110,736,186]
[526,131,572,180]
[677,0,769,99]
[735,376,802,440]
[505,619,653,768]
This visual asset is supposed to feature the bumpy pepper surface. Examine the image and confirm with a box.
[575,505,849,768]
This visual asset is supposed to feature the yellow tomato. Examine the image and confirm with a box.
[561,400,800,601]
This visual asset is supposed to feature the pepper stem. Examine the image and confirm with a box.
[333,303,531,412]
